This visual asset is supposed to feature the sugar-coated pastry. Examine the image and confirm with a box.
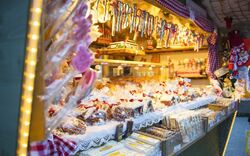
[112,106,128,121]
[59,117,86,135]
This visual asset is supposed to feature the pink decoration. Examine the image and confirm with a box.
[71,45,93,73]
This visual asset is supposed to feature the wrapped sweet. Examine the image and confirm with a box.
[48,105,62,118]
[85,109,107,126]
[74,104,88,121]
[160,95,173,106]
[112,106,128,122]
[122,100,144,118]
[58,117,86,135]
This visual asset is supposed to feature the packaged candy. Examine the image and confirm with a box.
[57,117,86,135]
[112,106,128,122]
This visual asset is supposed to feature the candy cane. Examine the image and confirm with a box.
[147,14,154,37]
[111,2,117,36]
[116,1,123,32]
[130,4,137,33]
[160,19,166,40]
[141,11,147,37]
[103,0,107,22]
[123,3,130,29]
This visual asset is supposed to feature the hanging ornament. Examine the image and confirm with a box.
[164,23,172,48]
[160,19,166,40]
[172,24,178,45]
[136,9,142,32]
[116,1,123,32]
[103,0,108,22]
[130,4,137,33]
[154,16,159,36]
[147,15,154,37]
[111,1,117,36]
[123,3,130,29]
[141,11,147,37]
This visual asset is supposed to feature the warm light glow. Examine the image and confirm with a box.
[25,110,31,115]
[28,47,37,53]
[26,98,32,104]
[134,66,139,70]
[28,73,35,79]
[24,121,30,126]
[27,86,34,91]
[31,7,42,13]
[30,61,36,66]
[23,133,28,137]
[29,34,38,40]
[32,21,40,26]
[22,144,28,148]
[17,1,43,155]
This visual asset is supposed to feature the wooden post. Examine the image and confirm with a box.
[29,0,46,141]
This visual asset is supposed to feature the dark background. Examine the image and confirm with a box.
[0,0,29,155]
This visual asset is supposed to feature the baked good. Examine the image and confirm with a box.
[112,106,128,122]
[59,117,86,135]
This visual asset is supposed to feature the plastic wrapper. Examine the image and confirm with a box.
[48,105,63,118]
[56,117,87,135]
[42,70,78,102]
[85,109,107,126]
[45,0,80,43]
[44,2,91,80]
[46,69,97,136]
[112,106,128,122]
[42,39,93,102]
[71,48,93,73]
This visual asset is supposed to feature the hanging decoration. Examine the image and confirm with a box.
[29,0,99,154]
[207,30,219,78]
[90,0,212,51]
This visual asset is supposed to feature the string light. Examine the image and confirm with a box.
[31,7,42,13]
[17,0,43,156]
[29,61,36,66]
[28,47,38,53]
[23,133,28,137]
[27,86,34,91]
[28,73,35,79]
[25,98,32,104]
[25,110,31,115]
[24,121,30,126]
[29,34,39,40]
[32,21,40,26]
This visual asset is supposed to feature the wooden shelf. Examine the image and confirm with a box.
[176,71,207,78]
[97,48,145,56]
[94,59,168,67]
[145,46,208,54]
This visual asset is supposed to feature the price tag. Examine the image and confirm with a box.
[125,120,133,138]
[162,116,168,127]
[115,124,124,142]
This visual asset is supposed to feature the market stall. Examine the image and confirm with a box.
[16,0,241,156]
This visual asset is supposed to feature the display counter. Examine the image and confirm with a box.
[74,99,237,156]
